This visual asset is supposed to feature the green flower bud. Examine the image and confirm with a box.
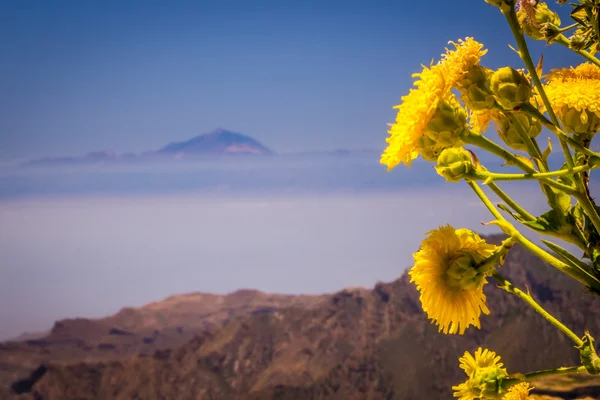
[542,22,562,43]
[490,67,533,109]
[456,65,496,111]
[417,98,467,162]
[517,2,561,41]
[445,253,482,290]
[435,148,479,183]
[560,107,600,137]
[495,112,542,151]
[468,366,509,399]
[569,34,588,51]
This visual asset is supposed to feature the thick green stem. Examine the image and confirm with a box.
[502,6,577,173]
[465,133,578,196]
[467,180,505,221]
[492,272,583,346]
[574,191,600,236]
[502,13,600,234]
[481,164,595,181]
[487,181,536,221]
[468,181,600,291]
[465,133,536,173]
[522,366,588,380]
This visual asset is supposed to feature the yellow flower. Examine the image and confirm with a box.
[409,226,499,335]
[381,38,486,170]
[440,38,489,88]
[453,348,509,400]
[543,62,600,136]
[502,382,532,400]
[545,62,600,82]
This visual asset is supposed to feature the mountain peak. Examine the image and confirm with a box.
[157,128,275,156]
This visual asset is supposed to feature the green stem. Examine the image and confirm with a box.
[468,181,600,291]
[465,133,536,173]
[574,191,600,236]
[555,34,600,68]
[521,104,600,159]
[492,272,583,346]
[487,181,536,221]
[467,180,505,221]
[502,12,600,233]
[522,365,588,380]
[557,23,579,34]
[465,133,578,195]
[503,6,577,172]
[481,164,595,181]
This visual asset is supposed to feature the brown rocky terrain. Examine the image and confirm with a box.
[3,235,600,399]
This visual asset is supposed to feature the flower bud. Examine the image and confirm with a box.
[435,148,479,183]
[542,22,562,43]
[569,34,587,51]
[490,67,533,109]
[517,2,561,41]
[445,253,481,289]
[416,97,467,162]
[559,107,600,137]
[469,367,508,399]
[456,65,496,110]
[495,112,542,151]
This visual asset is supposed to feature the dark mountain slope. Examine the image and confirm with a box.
[6,236,600,399]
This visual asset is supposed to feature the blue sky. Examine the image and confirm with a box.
[0,0,584,161]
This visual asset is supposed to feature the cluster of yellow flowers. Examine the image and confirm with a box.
[380,38,485,169]
[381,1,600,398]
[381,37,600,174]
[452,348,532,399]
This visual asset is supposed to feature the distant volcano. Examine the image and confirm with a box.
[154,128,275,157]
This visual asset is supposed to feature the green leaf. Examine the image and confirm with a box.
[555,189,573,214]
[542,138,553,162]
[571,203,585,232]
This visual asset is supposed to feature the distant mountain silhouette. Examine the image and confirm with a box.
[3,235,600,399]
[153,128,274,157]
[23,129,274,166]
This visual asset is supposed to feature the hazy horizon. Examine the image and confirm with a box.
[1,154,592,340]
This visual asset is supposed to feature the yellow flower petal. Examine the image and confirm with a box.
[409,226,498,335]
[502,382,533,400]
[381,38,486,169]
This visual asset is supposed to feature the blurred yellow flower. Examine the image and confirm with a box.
[546,62,600,81]
[409,225,498,335]
[381,38,486,169]
[502,382,532,400]
[453,347,509,400]
[469,108,499,134]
